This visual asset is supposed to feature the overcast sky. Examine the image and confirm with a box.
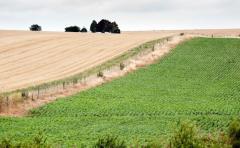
[0,0,239,31]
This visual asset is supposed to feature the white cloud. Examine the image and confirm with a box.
[0,0,239,31]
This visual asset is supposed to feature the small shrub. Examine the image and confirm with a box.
[32,131,47,146]
[30,24,42,31]
[180,33,184,36]
[169,120,203,148]
[0,137,12,148]
[200,132,230,148]
[120,63,125,70]
[152,45,155,51]
[73,78,78,84]
[0,132,50,147]
[97,71,104,77]
[229,119,240,148]
[21,91,29,99]
[94,135,126,148]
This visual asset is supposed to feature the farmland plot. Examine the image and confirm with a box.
[0,38,239,146]
[0,30,177,92]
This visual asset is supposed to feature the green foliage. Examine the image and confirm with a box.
[29,24,42,31]
[80,27,88,33]
[97,71,104,77]
[0,38,240,146]
[0,137,12,148]
[169,121,202,148]
[90,20,97,33]
[0,132,50,148]
[169,119,240,148]
[229,118,240,148]
[32,131,47,146]
[180,33,184,36]
[21,91,29,99]
[120,63,125,70]
[94,135,126,148]
[1,119,240,147]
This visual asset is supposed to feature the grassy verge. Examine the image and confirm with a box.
[0,38,239,146]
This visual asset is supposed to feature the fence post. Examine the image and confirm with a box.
[44,86,47,95]
[37,87,40,99]
[6,96,9,111]
[63,82,65,90]
[152,45,155,52]
[32,93,34,101]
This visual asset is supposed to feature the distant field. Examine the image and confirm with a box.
[0,29,239,92]
[0,38,239,146]
[0,30,177,92]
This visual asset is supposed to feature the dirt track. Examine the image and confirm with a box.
[0,29,239,92]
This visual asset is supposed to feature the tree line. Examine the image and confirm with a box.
[29,19,121,34]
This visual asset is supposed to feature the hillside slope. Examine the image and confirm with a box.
[0,38,239,146]
[0,30,176,92]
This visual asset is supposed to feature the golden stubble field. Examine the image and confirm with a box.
[0,30,178,92]
[0,29,239,92]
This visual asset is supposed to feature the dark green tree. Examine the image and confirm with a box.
[30,24,42,31]
[65,26,81,32]
[111,22,121,34]
[90,20,97,33]
[81,27,88,32]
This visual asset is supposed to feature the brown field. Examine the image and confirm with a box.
[0,29,239,93]
[0,30,177,92]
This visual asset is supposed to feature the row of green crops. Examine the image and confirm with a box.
[0,37,240,146]
[1,119,240,147]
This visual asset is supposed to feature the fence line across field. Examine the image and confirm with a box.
[0,36,178,113]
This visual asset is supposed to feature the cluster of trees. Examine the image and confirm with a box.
[90,19,120,33]
[29,19,121,34]
[65,26,87,32]
[29,24,42,31]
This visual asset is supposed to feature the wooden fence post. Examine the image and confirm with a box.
[6,96,9,110]
[152,45,155,52]
[32,93,34,101]
[37,87,40,99]
[63,82,65,90]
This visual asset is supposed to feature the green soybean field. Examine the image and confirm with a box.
[0,37,240,146]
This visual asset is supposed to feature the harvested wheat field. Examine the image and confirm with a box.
[0,30,179,92]
[0,29,239,93]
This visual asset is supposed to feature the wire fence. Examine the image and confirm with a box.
[0,34,200,113]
